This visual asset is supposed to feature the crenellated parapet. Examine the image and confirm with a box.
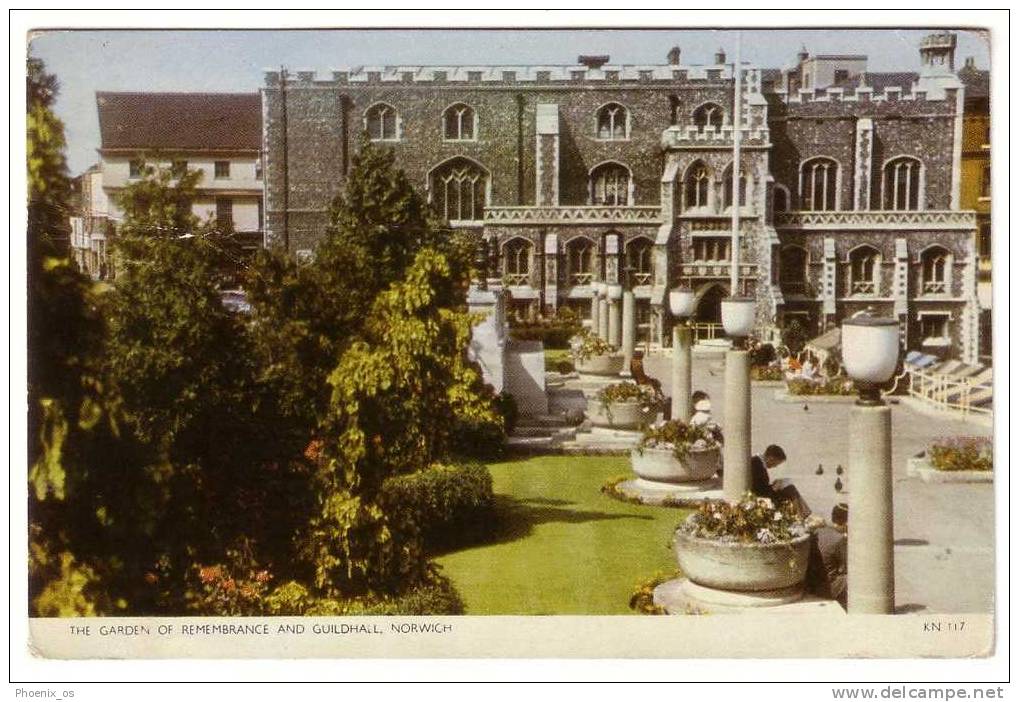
[262,62,742,87]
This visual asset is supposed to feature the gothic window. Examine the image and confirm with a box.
[800,157,839,211]
[503,238,531,285]
[773,185,790,213]
[882,157,922,210]
[692,237,730,262]
[684,162,710,210]
[920,246,950,295]
[596,103,628,140]
[431,158,486,223]
[723,164,748,209]
[590,162,630,205]
[365,103,398,141]
[779,246,809,292]
[849,246,879,295]
[443,103,476,140]
[625,237,653,286]
[566,238,596,285]
[692,103,723,132]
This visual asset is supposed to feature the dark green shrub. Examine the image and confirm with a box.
[510,324,576,349]
[781,319,809,355]
[492,391,519,433]
[264,570,464,616]
[749,342,777,367]
[380,462,495,549]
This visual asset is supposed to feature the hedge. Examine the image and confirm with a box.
[381,462,495,548]
[509,324,578,349]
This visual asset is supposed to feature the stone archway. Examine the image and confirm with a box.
[693,282,729,324]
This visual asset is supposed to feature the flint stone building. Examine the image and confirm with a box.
[261,33,982,362]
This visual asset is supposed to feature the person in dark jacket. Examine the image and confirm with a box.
[807,503,848,609]
[750,444,812,516]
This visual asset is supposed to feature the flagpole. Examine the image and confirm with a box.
[730,31,742,296]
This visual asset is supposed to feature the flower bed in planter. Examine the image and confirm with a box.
[786,377,855,396]
[673,495,813,592]
[575,353,624,376]
[588,382,659,429]
[570,330,621,376]
[908,436,993,484]
[631,420,721,483]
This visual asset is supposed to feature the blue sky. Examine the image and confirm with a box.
[28,28,990,175]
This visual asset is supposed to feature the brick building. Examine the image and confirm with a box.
[956,57,991,363]
[261,32,981,362]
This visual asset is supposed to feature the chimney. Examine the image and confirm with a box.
[667,46,681,65]
[714,48,726,64]
[964,56,976,69]
[578,55,610,70]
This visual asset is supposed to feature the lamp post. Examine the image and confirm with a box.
[669,288,696,421]
[590,285,601,335]
[597,283,610,342]
[607,283,623,349]
[621,267,637,377]
[842,316,900,615]
[721,296,756,501]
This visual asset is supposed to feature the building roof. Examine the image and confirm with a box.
[97,92,261,152]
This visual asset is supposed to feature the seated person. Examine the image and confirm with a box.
[806,504,848,609]
[750,444,812,516]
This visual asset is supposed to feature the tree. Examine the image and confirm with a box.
[27,58,144,616]
[245,137,449,435]
[305,248,503,596]
[27,57,70,251]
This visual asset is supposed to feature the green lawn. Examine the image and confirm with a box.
[434,455,689,614]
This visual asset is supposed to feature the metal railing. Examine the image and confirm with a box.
[690,322,725,342]
[907,368,993,417]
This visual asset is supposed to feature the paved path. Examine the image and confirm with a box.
[642,352,995,614]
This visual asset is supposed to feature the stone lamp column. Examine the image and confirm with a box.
[597,283,610,342]
[720,297,756,501]
[842,317,900,615]
[608,284,623,349]
[590,289,601,335]
[621,289,636,376]
[669,288,696,422]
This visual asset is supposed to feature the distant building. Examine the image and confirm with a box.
[260,32,981,362]
[957,57,991,364]
[73,92,264,278]
[69,163,112,279]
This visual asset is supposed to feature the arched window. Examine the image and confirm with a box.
[692,103,724,132]
[365,103,398,141]
[849,246,880,295]
[596,103,628,140]
[920,246,950,294]
[773,185,790,213]
[443,103,476,141]
[779,246,808,293]
[625,237,653,286]
[684,162,711,210]
[723,164,748,209]
[566,238,596,285]
[503,238,532,285]
[800,157,839,211]
[883,157,922,210]
[430,158,487,223]
[590,162,630,206]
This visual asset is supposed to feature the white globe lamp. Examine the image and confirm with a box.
[720,296,756,340]
[842,317,900,405]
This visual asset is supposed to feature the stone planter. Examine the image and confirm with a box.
[587,398,656,429]
[630,446,720,483]
[575,353,624,376]
[673,527,812,592]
